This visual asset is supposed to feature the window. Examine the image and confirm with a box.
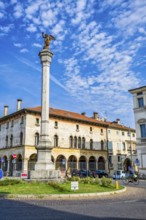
[35,133,39,146]
[36,118,40,125]
[6,122,9,129]
[122,142,126,151]
[101,129,103,134]
[10,135,13,147]
[108,129,110,134]
[55,121,58,128]
[6,135,8,147]
[138,97,144,107]
[70,136,73,148]
[90,139,93,150]
[76,124,79,131]
[117,143,121,152]
[116,131,119,135]
[122,131,125,136]
[21,116,24,124]
[20,132,23,146]
[74,136,77,148]
[90,127,92,133]
[101,140,104,150]
[140,124,146,138]
[132,133,135,137]
[82,137,85,149]
[118,156,121,162]
[11,120,14,127]
[78,137,81,148]
[54,135,58,147]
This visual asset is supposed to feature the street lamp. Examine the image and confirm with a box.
[128,127,132,167]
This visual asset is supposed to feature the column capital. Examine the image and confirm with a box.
[39,49,53,64]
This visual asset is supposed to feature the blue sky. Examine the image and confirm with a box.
[0,0,146,128]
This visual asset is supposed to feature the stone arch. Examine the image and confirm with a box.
[2,155,8,173]
[16,154,22,171]
[98,156,105,170]
[89,156,96,171]
[123,158,131,171]
[79,155,87,170]
[9,155,14,176]
[28,154,37,171]
[68,155,77,172]
[55,155,66,171]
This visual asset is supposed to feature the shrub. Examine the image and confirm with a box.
[94,177,100,185]
[68,176,81,182]
[48,181,70,192]
[0,178,23,186]
[80,177,91,184]
[100,177,112,187]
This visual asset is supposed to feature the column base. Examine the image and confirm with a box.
[29,169,60,180]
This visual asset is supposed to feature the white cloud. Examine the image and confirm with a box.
[13,43,22,48]
[20,48,28,53]
[0,12,4,18]
[33,43,42,48]
[13,3,23,18]
[26,24,37,32]
[0,2,5,9]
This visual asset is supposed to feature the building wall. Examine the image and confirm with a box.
[130,87,146,174]
[0,110,137,176]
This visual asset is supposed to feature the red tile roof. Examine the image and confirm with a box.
[27,106,134,131]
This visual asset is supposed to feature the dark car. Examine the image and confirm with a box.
[78,169,93,178]
[93,170,108,178]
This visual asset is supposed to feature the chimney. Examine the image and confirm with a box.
[116,118,120,124]
[4,106,8,116]
[93,112,98,119]
[81,112,86,116]
[17,99,22,111]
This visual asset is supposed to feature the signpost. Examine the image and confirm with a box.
[21,173,28,179]
[71,181,79,190]
[135,158,140,166]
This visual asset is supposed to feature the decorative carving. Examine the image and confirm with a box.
[42,32,55,49]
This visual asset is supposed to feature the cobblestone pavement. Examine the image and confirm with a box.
[0,180,146,220]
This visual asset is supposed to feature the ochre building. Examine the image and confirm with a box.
[0,101,137,177]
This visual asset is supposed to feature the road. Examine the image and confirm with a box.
[0,180,146,220]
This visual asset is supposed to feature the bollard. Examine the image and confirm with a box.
[115,180,119,189]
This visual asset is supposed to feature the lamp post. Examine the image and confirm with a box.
[129,127,132,167]
[106,126,110,174]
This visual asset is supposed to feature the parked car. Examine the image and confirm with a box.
[93,170,109,178]
[71,169,94,178]
[112,170,126,179]
[78,169,93,178]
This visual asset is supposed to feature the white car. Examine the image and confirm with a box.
[113,170,126,179]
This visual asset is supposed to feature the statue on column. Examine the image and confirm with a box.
[42,32,55,49]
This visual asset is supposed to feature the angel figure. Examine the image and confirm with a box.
[42,32,56,49]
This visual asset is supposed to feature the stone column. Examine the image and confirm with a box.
[35,49,54,171]
[29,49,60,179]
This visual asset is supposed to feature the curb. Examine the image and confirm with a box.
[0,187,127,199]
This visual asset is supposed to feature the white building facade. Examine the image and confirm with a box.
[129,86,146,175]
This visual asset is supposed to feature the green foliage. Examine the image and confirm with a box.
[94,177,100,185]
[0,178,23,186]
[48,181,70,192]
[100,177,112,187]
[68,176,81,182]
[80,177,94,184]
